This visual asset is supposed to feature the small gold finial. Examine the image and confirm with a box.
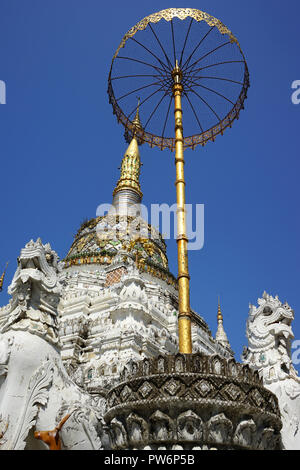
[132,98,143,132]
[0,262,9,292]
[217,296,223,322]
[172,59,183,84]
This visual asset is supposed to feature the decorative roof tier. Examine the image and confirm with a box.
[64,215,177,288]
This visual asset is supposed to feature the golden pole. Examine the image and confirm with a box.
[172,61,192,354]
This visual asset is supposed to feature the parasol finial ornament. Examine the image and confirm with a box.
[132,97,143,131]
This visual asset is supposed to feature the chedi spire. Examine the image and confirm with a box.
[113,102,143,199]
[215,297,231,349]
[112,102,143,215]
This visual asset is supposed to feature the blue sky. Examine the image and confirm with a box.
[0,0,299,369]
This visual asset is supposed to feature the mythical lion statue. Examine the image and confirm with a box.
[243,291,300,449]
[0,239,105,450]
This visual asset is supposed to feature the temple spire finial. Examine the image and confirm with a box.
[113,99,143,200]
[0,262,9,292]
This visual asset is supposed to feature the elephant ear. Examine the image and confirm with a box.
[9,359,54,450]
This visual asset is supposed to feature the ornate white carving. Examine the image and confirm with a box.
[244,292,300,449]
[127,412,149,447]
[1,239,62,345]
[58,259,231,393]
[56,405,103,450]
[207,413,233,445]
[9,360,54,450]
[233,419,256,448]
[0,240,104,450]
[0,336,13,378]
[109,417,128,449]
[177,410,203,441]
[150,410,175,441]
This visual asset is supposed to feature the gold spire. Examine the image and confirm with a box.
[0,262,9,292]
[217,296,223,322]
[113,103,143,198]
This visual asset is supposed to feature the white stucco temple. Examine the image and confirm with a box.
[0,118,299,450]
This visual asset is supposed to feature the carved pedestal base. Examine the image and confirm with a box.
[104,354,282,450]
